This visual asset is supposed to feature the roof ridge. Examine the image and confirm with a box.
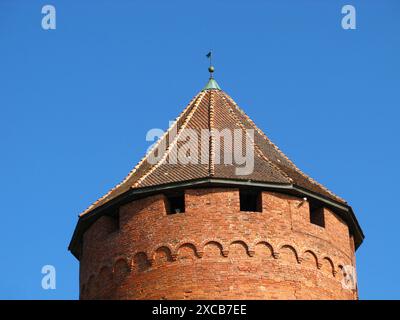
[219,92,292,183]
[223,94,345,203]
[208,91,215,176]
[79,92,204,216]
[133,91,208,188]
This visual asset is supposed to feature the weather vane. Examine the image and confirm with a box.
[206,51,214,78]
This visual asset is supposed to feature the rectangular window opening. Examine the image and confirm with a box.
[240,189,262,212]
[106,209,120,235]
[310,201,325,228]
[165,192,185,215]
[110,210,120,232]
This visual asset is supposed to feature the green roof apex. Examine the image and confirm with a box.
[203,58,221,90]
[203,78,221,91]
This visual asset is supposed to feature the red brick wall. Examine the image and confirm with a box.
[79,188,357,300]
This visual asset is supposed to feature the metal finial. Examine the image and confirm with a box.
[203,51,221,90]
[206,51,214,78]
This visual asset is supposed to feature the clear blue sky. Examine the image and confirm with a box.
[0,0,399,300]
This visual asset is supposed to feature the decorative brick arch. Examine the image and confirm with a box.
[176,242,201,259]
[279,244,301,264]
[302,250,319,269]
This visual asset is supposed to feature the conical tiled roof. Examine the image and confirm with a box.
[69,76,364,259]
[81,82,347,217]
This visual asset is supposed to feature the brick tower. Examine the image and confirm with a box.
[69,67,364,300]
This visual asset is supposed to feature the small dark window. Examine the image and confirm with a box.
[240,189,262,212]
[165,193,185,215]
[109,210,120,232]
[102,209,119,237]
[310,202,325,228]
